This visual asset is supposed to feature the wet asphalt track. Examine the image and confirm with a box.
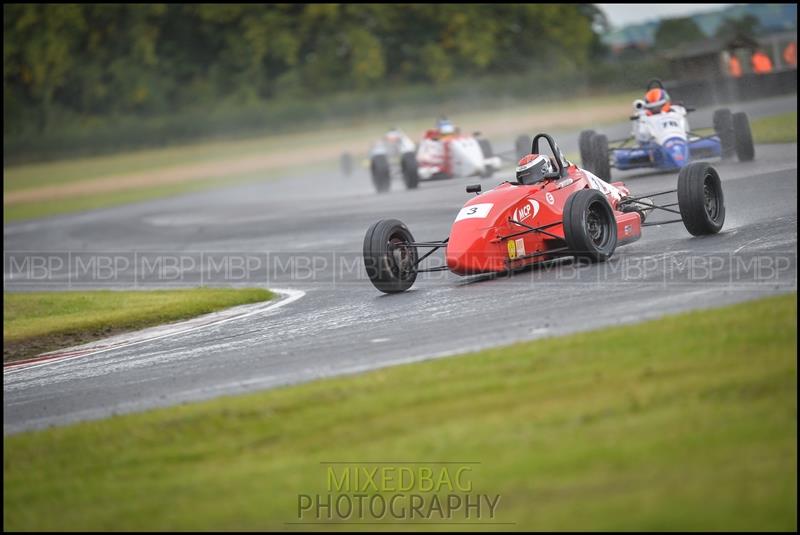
[3,95,797,434]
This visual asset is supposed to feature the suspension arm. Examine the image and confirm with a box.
[500,220,564,241]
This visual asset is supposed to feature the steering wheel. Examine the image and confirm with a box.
[530,133,567,178]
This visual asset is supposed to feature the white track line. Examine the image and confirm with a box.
[3,288,305,374]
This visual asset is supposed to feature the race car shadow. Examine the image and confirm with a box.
[455,256,576,287]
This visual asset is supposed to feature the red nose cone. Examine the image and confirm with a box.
[446,216,507,275]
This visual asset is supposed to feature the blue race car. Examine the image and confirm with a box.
[579,80,755,181]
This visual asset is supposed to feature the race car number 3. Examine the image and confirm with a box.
[454,203,493,222]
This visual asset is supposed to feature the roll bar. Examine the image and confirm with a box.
[531,133,567,178]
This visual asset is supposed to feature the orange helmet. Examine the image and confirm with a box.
[644,88,671,114]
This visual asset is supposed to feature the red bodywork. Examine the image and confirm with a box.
[420,129,456,175]
[446,164,642,275]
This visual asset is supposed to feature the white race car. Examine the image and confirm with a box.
[345,122,524,193]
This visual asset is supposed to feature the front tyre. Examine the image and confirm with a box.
[370,154,391,193]
[363,219,418,293]
[400,152,419,189]
[677,162,725,236]
[733,112,755,162]
[563,189,617,262]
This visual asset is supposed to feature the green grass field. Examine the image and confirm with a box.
[3,287,274,362]
[692,110,796,143]
[4,293,796,531]
[750,111,797,143]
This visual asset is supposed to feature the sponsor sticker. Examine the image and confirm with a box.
[454,203,494,222]
[507,239,516,259]
[515,238,526,257]
[545,192,555,205]
[513,199,540,222]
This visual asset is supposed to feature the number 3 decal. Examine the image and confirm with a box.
[455,203,494,222]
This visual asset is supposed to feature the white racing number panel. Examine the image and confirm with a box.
[454,203,494,222]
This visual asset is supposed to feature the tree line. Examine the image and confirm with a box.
[4,4,607,139]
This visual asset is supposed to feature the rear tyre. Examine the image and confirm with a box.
[400,152,419,189]
[477,138,495,179]
[515,134,531,160]
[363,219,418,293]
[478,138,493,158]
[370,154,391,193]
[578,129,596,168]
[590,134,611,182]
[340,152,354,177]
[677,162,725,236]
[732,112,755,162]
[713,108,735,159]
[563,189,617,263]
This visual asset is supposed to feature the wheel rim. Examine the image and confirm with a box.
[387,235,414,277]
[703,174,720,221]
[586,201,610,248]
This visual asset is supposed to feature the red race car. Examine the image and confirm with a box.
[363,133,726,293]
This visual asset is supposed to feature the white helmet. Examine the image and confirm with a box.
[516,154,554,185]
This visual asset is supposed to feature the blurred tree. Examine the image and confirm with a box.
[654,17,706,51]
[578,3,611,60]
[3,4,602,139]
[714,14,761,43]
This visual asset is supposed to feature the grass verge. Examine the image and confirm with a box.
[750,111,797,143]
[3,287,275,362]
[4,293,796,530]
[693,110,797,144]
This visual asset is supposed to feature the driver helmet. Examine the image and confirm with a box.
[644,88,671,114]
[437,117,455,135]
[516,154,553,185]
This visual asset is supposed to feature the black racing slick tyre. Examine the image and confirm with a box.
[370,154,391,193]
[363,219,418,293]
[478,138,493,158]
[515,134,531,161]
[733,111,755,162]
[677,162,725,236]
[563,188,617,263]
[578,129,596,169]
[713,108,735,159]
[590,133,611,182]
[401,151,419,189]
